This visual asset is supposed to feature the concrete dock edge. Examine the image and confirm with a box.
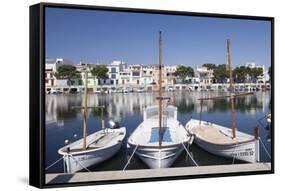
[46,162,271,184]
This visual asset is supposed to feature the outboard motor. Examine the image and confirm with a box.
[108,119,120,129]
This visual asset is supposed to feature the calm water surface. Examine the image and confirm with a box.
[45,91,272,173]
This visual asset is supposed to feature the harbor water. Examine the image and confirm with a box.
[45,91,272,173]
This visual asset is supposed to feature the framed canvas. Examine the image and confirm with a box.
[29,2,274,188]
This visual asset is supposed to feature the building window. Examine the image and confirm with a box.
[111,74,116,79]
[78,80,82,85]
[111,68,116,73]
[132,71,140,76]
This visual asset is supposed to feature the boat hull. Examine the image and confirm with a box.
[194,136,259,163]
[128,143,186,169]
[186,119,259,163]
[58,127,126,173]
[63,142,122,173]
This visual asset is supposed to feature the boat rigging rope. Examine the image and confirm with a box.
[69,154,91,172]
[45,156,64,170]
[232,143,238,164]
[257,115,267,129]
[123,145,138,171]
[182,143,199,167]
[259,139,271,160]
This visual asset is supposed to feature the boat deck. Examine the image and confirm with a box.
[190,125,250,145]
[88,132,120,148]
[68,132,122,152]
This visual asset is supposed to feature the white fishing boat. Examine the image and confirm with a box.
[128,105,193,168]
[58,64,126,173]
[186,119,259,163]
[58,127,126,173]
[185,39,260,163]
[127,31,193,169]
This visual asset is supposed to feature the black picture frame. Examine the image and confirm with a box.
[30,2,274,188]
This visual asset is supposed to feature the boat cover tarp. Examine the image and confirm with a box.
[149,127,172,143]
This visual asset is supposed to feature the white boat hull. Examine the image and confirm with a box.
[127,105,194,169]
[129,144,185,169]
[63,142,122,173]
[186,119,259,163]
[194,136,259,163]
[59,127,126,173]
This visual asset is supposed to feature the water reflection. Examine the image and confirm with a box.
[46,91,271,124]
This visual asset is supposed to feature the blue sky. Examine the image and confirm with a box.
[45,7,271,67]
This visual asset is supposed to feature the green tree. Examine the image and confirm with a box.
[213,64,228,83]
[233,66,247,83]
[55,65,81,86]
[91,65,108,79]
[247,67,263,82]
[202,63,217,70]
[174,65,194,83]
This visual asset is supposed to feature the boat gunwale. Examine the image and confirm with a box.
[58,127,126,155]
[127,139,191,149]
[193,134,257,146]
[186,119,257,146]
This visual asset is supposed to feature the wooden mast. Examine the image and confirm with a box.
[158,31,163,148]
[199,99,203,125]
[82,64,88,150]
[101,106,105,130]
[227,39,236,139]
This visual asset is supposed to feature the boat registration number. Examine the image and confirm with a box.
[231,150,254,157]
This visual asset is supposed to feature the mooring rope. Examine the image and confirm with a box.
[45,156,64,170]
[123,145,138,171]
[182,143,199,167]
[259,139,271,160]
[232,143,238,164]
[69,154,91,172]
[257,115,267,129]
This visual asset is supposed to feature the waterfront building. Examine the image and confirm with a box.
[245,62,269,83]
[194,66,214,90]
[127,64,142,85]
[45,58,76,92]
[140,65,154,86]
[152,65,177,89]
[107,61,127,85]
[45,58,270,93]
